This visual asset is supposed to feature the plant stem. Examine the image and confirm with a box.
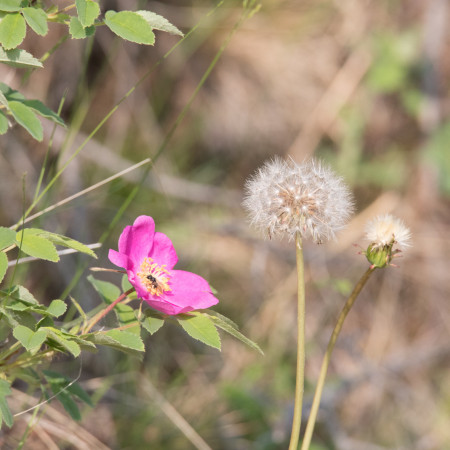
[289,233,306,450]
[300,266,376,450]
[83,288,134,333]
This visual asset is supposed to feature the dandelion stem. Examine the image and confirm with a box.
[83,288,134,333]
[301,266,376,450]
[289,233,306,450]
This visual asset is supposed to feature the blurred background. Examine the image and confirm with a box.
[1,0,450,448]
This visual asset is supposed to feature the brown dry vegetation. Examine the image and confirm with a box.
[1,0,450,449]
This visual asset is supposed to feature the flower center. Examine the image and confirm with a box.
[137,257,171,297]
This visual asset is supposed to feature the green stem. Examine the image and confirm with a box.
[83,288,134,334]
[300,266,376,450]
[289,233,306,450]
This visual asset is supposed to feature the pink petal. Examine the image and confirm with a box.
[163,270,219,311]
[143,298,191,315]
[118,215,155,264]
[108,249,131,270]
[150,232,178,269]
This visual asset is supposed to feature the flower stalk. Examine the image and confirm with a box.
[83,287,135,333]
[300,266,376,450]
[289,233,306,450]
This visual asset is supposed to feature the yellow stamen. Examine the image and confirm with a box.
[137,257,172,297]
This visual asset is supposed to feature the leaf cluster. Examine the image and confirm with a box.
[0,0,183,139]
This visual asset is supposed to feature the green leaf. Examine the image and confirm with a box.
[105,329,144,351]
[0,0,21,12]
[0,81,23,99]
[0,90,7,106]
[0,227,15,250]
[121,273,132,292]
[86,329,144,355]
[69,16,95,39]
[0,12,26,49]
[78,0,99,27]
[0,305,36,328]
[0,252,8,284]
[19,99,64,126]
[0,110,8,134]
[75,0,87,25]
[0,379,13,428]
[6,284,38,304]
[177,313,221,350]
[15,229,58,262]
[44,328,81,357]
[207,311,264,355]
[43,371,82,421]
[104,10,155,45]
[87,275,120,303]
[136,10,183,36]
[24,229,95,257]
[8,100,43,141]
[47,299,67,317]
[13,325,47,353]
[114,303,140,334]
[140,313,164,335]
[0,47,42,68]
[21,7,48,36]
[43,370,93,407]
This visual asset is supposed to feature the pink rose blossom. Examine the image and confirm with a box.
[108,215,219,315]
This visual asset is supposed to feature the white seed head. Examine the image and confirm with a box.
[242,157,354,243]
[365,214,411,250]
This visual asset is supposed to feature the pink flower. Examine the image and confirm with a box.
[108,216,219,315]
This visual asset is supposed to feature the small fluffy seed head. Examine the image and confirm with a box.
[364,214,411,268]
[365,214,411,249]
[242,157,354,243]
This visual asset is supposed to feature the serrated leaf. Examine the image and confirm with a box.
[0,12,26,49]
[75,0,86,25]
[8,100,43,141]
[13,325,47,353]
[0,379,13,428]
[0,0,21,12]
[136,10,183,36]
[0,252,7,284]
[77,0,99,27]
[44,328,81,357]
[140,314,164,335]
[0,110,8,133]
[207,312,264,355]
[177,313,221,350]
[87,275,120,303]
[104,10,155,45]
[105,329,144,351]
[86,329,144,354]
[47,300,67,317]
[69,16,95,39]
[0,227,15,250]
[6,284,38,304]
[114,303,140,334]
[21,7,48,36]
[24,229,95,257]
[0,305,36,328]
[15,229,58,261]
[0,47,42,68]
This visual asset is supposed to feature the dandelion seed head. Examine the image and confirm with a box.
[365,214,411,250]
[242,157,354,243]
